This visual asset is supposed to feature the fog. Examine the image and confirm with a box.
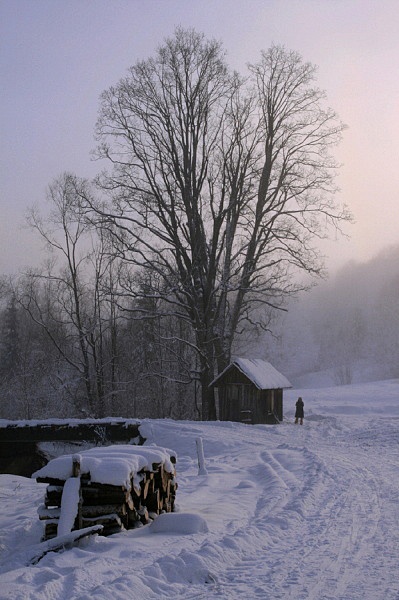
[263,244,399,387]
[2,242,398,420]
[1,0,399,275]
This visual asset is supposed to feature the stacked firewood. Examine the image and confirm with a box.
[36,453,177,541]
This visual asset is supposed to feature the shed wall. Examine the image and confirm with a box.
[217,366,283,424]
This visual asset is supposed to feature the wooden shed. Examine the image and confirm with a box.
[210,358,291,424]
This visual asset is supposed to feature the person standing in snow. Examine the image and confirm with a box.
[295,397,304,425]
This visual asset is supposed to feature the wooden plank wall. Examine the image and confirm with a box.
[217,366,283,424]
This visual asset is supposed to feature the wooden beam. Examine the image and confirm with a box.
[30,525,103,565]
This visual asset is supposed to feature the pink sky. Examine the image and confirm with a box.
[1,0,398,275]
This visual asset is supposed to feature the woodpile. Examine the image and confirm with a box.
[34,446,177,541]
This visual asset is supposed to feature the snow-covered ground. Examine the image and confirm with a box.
[1,379,399,599]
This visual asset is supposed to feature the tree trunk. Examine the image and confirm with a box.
[200,366,216,421]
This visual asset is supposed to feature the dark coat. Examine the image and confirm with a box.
[295,398,304,418]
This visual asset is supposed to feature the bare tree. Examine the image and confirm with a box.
[92,29,351,419]
[19,173,123,417]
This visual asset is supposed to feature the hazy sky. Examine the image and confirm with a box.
[1,0,398,275]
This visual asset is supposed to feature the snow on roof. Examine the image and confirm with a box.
[210,358,292,390]
[32,444,176,490]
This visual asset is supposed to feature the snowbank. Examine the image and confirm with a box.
[150,512,209,534]
[2,379,399,599]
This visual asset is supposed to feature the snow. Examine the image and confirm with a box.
[29,526,104,566]
[149,512,209,534]
[211,357,292,389]
[1,378,399,599]
[32,444,176,490]
[57,477,80,537]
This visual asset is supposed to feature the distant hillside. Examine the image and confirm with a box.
[261,244,399,386]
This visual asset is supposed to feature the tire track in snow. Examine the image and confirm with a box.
[205,421,398,600]
[284,462,381,599]
[6,418,397,600]
[212,445,320,599]
[277,442,399,600]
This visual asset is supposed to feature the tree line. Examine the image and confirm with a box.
[0,29,351,420]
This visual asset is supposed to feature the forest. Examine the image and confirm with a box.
[2,243,398,421]
[5,27,392,422]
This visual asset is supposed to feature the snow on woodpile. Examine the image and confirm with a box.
[33,444,176,490]
[57,476,81,536]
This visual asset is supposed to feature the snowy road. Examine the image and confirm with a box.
[210,419,399,600]
[1,381,399,599]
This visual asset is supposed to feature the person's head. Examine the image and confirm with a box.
[298,397,302,401]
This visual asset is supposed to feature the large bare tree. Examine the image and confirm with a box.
[93,29,351,419]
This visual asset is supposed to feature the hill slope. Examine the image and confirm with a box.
[1,380,399,599]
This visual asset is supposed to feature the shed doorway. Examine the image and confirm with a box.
[225,383,255,424]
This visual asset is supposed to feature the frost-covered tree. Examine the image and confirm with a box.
[19,173,124,417]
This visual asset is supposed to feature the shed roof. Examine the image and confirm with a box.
[210,358,292,390]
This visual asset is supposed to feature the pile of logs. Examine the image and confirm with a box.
[36,451,177,541]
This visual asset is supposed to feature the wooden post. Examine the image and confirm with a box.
[195,437,208,475]
[72,454,83,530]
[72,455,81,477]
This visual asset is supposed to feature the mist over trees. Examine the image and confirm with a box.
[3,244,398,419]
[265,245,399,387]
[1,29,355,420]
